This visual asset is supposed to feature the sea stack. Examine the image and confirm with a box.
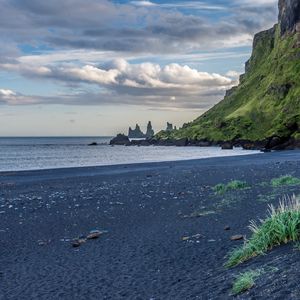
[145,121,155,138]
[166,122,173,131]
[128,124,145,139]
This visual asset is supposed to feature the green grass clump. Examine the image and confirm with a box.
[271,175,300,187]
[213,184,226,194]
[232,269,262,295]
[227,195,300,267]
[213,180,249,194]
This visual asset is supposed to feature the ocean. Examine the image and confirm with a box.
[0,137,260,171]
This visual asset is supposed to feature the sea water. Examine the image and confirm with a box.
[0,137,260,171]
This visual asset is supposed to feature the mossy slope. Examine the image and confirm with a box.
[156,25,300,143]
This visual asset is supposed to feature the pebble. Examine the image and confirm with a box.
[230,235,244,241]
[71,238,86,247]
[87,230,102,240]
[182,233,202,241]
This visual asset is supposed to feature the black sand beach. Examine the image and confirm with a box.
[1,151,300,299]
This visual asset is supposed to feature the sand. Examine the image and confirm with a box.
[1,151,300,299]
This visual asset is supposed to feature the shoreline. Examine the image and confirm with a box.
[1,149,296,179]
[110,134,300,151]
[0,146,261,174]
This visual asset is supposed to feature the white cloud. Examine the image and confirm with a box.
[225,70,242,78]
[64,65,120,85]
[130,1,225,10]
[0,89,17,97]
[0,58,240,109]
[130,1,157,7]
[235,0,277,6]
[0,89,38,105]
[1,59,235,95]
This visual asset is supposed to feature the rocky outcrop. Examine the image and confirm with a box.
[245,26,276,75]
[173,138,188,147]
[279,0,300,35]
[145,121,155,138]
[265,136,300,150]
[128,124,145,139]
[221,143,233,150]
[110,134,130,145]
[166,122,173,131]
[110,133,300,149]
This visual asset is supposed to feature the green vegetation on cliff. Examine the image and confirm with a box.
[156,25,300,143]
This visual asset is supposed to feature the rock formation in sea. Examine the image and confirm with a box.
[128,124,145,139]
[145,121,155,138]
[166,122,173,131]
[109,134,130,145]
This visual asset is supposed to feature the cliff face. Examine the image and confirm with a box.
[279,0,300,34]
[156,0,300,149]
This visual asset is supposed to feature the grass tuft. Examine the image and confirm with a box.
[232,269,262,295]
[271,175,300,187]
[213,180,249,194]
[226,195,300,267]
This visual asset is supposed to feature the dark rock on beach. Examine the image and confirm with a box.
[110,133,300,150]
[197,140,212,147]
[128,139,151,146]
[221,142,233,150]
[173,138,188,147]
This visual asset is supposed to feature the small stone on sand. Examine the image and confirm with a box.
[87,230,102,240]
[230,235,244,241]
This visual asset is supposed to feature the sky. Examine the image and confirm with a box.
[0,0,279,136]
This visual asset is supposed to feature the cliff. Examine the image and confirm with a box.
[155,0,300,150]
[279,0,300,34]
